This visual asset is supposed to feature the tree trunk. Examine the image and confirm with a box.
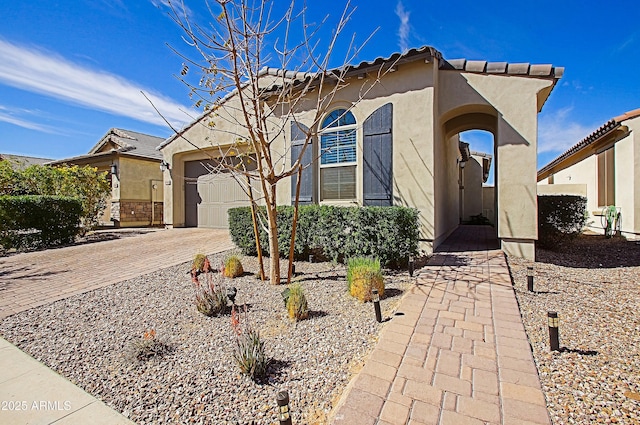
[266,184,280,285]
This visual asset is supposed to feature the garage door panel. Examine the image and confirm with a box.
[196,172,251,228]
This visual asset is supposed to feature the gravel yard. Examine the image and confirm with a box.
[0,253,411,425]
[508,235,640,424]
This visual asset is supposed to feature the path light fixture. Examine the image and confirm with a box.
[276,390,292,425]
[527,266,534,292]
[408,256,415,277]
[308,254,314,263]
[548,311,560,351]
[372,288,382,323]
[227,287,237,305]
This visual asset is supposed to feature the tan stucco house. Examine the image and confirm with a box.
[159,46,563,259]
[538,109,640,238]
[48,128,165,227]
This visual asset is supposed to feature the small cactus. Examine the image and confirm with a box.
[192,253,207,273]
[285,283,309,321]
[224,254,244,278]
[347,257,385,302]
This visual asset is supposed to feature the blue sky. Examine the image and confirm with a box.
[1,0,638,180]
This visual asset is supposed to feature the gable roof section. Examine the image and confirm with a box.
[89,128,164,160]
[158,45,563,150]
[537,108,640,181]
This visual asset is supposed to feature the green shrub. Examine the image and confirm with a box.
[347,257,384,302]
[0,195,82,250]
[538,195,587,249]
[228,205,419,266]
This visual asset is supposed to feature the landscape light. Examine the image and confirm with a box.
[276,391,292,425]
[527,266,534,292]
[372,288,382,323]
[548,311,560,351]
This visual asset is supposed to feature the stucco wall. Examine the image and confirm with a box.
[119,157,164,201]
[438,71,554,259]
[277,60,439,246]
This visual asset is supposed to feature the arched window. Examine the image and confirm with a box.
[320,109,356,200]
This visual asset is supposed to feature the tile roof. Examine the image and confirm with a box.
[89,128,165,160]
[0,154,53,168]
[159,45,563,150]
[537,108,640,177]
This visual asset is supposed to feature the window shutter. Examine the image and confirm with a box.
[291,122,313,204]
[363,103,393,206]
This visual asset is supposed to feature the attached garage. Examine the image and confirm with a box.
[184,160,251,228]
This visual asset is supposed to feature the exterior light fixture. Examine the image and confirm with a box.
[460,160,466,169]
[527,266,534,292]
[276,391,292,425]
[548,311,560,351]
[160,160,170,172]
[227,287,237,305]
[110,164,118,175]
[408,256,415,277]
[372,288,382,323]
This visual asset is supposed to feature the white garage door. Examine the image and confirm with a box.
[196,173,250,228]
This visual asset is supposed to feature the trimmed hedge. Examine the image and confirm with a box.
[0,195,82,250]
[229,205,419,266]
[538,195,587,249]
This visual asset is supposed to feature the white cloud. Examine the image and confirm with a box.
[151,0,193,20]
[0,108,59,134]
[538,107,595,154]
[0,39,191,129]
[395,1,411,53]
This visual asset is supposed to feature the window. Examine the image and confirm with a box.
[597,147,615,206]
[320,109,356,200]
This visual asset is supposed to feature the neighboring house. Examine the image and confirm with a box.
[0,154,52,168]
[48,128,166,228]
[159,46,563,260]
[538,109,640,238]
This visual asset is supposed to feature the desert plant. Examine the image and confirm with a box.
[128,329,171,362]
[192,253,208,274]
[347,257,385,302]
[191,254,228,316]
[284,283,309,321]
[223,254,244,278]
[231,305,270,382]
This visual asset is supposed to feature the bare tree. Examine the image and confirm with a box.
[164,0,386,284]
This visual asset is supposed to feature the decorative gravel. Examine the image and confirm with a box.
[0,253,411,425]
[508,235,640,424]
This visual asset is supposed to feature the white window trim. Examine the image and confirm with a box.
[319,114,357,201]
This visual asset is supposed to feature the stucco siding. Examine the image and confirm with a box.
[119,157,164,201]
[614,135,634,236]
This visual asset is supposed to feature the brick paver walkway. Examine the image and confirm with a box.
[0,228,234,319]
[332,226,550,425]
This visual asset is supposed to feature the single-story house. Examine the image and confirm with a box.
[48,128,166,227]
[538,109,640,238]
[159,46,563,260]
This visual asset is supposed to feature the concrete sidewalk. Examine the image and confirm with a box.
[0,227,235,424]
[332,226,550,425]
[0,337,134,424]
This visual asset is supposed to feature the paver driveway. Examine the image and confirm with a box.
[0,228,234,319]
